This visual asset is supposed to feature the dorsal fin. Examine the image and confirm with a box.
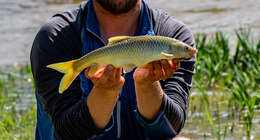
[108,36,131,45]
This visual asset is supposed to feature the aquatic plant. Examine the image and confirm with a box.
[194,32,230,88]
[193,28,260,139]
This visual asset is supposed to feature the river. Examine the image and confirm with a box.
[0,0,260,65]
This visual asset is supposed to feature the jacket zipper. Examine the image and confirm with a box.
[117,72,126,139]
[116,100,121,139]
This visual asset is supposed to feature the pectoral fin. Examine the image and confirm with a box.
[161,52,174,58]
[108,36,131,45]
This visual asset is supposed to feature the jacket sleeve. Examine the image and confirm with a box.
[30,16,113,140]
[135,8,196,137]
[160,20,195,134]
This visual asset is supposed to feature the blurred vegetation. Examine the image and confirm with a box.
[0,29,259,139]
[187,28,260,139]
[0,64,36,140]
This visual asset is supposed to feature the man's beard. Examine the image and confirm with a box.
[96,0,138,14]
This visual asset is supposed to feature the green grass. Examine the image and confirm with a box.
[0,64,36,140]
[0,29,259,139]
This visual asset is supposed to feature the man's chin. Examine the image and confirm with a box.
[96,0,138,14]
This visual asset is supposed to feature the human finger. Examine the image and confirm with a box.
[109,65,117,80]
[84,66,103,84]
[98,65,114,82]
[172,59,180,70]
[153,61,163,79]
[160,59,174,79]
[84,63,104,78]
[139,62,154,78]
[115,68,122,81]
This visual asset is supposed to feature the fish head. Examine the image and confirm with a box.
[170,39,198,58]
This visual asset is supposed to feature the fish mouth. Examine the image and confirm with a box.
[189,49,198,58]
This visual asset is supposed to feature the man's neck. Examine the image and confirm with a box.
[93,0,142,44]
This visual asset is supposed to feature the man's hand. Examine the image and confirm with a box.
[133,59,180,121]
[85,64,124,129]
[133,59,180,84]
[85,64,125,94]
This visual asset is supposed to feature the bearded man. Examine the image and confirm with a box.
[30,0,195,139]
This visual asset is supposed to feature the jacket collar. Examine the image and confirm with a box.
[85,0,154,38]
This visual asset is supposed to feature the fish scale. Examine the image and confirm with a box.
[47,35,197,93]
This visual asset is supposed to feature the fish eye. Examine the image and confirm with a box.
[185,47,189,50]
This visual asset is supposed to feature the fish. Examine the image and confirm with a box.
[47,36,198,93]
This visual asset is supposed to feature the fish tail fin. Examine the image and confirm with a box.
[47,59,80,94]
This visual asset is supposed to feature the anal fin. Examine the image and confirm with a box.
[123,64,136,73]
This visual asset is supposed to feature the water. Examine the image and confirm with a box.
[0,0,260,65]
[185,92,260,139]
[147,0,260,35]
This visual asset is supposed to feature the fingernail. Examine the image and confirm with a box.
[107,65,113,71]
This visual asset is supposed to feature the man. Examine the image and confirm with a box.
[30,0,195,139]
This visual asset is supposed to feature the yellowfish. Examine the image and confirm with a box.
[47,36,198,93]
